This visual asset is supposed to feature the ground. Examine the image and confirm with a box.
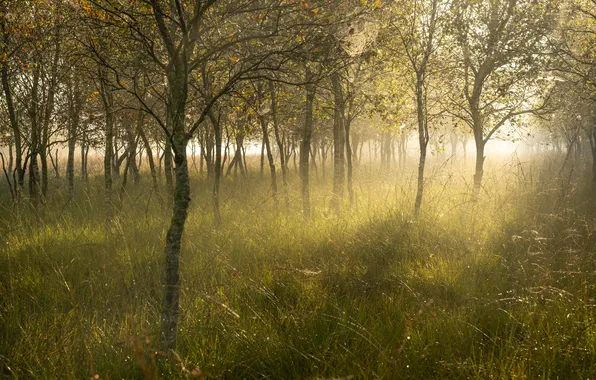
[0,154,595,379]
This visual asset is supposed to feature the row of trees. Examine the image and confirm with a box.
[1,0,594,351]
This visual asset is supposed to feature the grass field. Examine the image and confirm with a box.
[1,153,595,379]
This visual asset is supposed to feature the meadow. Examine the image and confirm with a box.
[1,153,595,379]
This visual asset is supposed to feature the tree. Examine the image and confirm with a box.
[449,0,558,198]
[386,0,445,216]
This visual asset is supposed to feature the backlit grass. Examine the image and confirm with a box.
[0,153,594,379]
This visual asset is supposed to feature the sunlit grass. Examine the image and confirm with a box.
[0,153,594,378]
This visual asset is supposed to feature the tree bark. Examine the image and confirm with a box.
[164,136,174,194]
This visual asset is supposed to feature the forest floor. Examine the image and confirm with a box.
[0,154,595,379]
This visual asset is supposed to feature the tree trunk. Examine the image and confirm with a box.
[269,81,289,208]
[39,7,61,197]
[29,67,41,203]
[128,114,141,185]
[100,80,114,223]
[413,80,428,217]
[210,113,222,226]
[260,114,278,206]
[320,142,327,181]
[345,120,354,205]
[67,77,82,199]
[49,150,60,179]
[8,142,13,176]
[161,54,191,350]
[162,133,190,351]
[164,136,174,194]
[473,139,485,200]
[1,62,23,193]
[260,134,265,178]
[331,72,345,214]
[588,127,596,190]
[139,127,159,194]
[300,67,315,218]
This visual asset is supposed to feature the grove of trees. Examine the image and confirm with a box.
[1,0,595,374]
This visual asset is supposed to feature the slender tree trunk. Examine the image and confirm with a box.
[260,114,278,206]
[199,134,205,176]
[210,113,222,226]
[269,81,289,208]
[29,68,41,203]
[345,121,354,205]
[128,115,140,185]
[100,79,114,223]
[8,142,13,176]
[49,150,59,178]
[67,77,81,199]
[162,132,190,351]
[413,80,428,217]
[40,132,48,197]
[1,62,23,193]
[331,73,345,214]
[260,134,265,178]
[310,144,318,178]
[473,138,485,200]
[320,142,327,181]
[588,127,596,190]
[139,127,159,194]
[300,67,315,218]
[161,55,192,350]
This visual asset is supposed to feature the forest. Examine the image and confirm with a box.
[0,0,595,378]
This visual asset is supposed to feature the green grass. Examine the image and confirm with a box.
[0,154,595,379]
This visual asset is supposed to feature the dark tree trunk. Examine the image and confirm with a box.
[269,81,289,208]
[29,68,41,203]
[260,134,265,178]
[164,136,174,194]
[210,113,222,226]
[587,127,596,190]
[300,67,315,218]
[49,150,60,179]
[260,114,278,206]
[1,62,23,193]
[99,76,114,222]
[161,54,191,351]
[40,6,61,197]
[67,77,82,199]
[162,133,190,351]
[8,142,13,176]
[128,113,141,185]
[331,73,345,213]
[139,127,159,194]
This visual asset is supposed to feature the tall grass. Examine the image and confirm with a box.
[0,153,594,379]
